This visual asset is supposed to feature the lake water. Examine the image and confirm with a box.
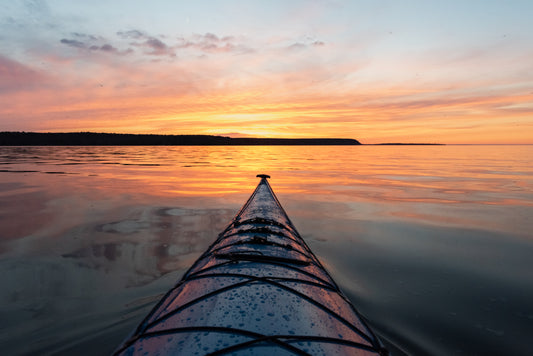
[0,145,532,355]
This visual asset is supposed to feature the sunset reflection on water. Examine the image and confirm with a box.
[0,145,532,355]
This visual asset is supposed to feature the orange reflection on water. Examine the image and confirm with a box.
[2,145,532,356]
[1,145,531,237]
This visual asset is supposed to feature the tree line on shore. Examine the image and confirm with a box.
[0,132,361,146]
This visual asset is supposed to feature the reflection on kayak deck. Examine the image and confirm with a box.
[1,145,532,355]
[59,208,234,285]
[115,176,386,355]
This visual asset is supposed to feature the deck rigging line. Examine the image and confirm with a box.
[114,175,386,355]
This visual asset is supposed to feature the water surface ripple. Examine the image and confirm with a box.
[0,145,532,355]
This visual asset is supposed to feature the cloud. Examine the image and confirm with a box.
[60,38,85,48]
[143,37,172,56]
[203,32,220,42]
[286,39,326,51]
[0,54,48,92]
[176,33,253,54]
[131,36,174,57]
[72,32,102,41]
[22,0,52,21]
[117,30,175,56]
[119,30,251,57]
[96,44,115,52]
[62,29,253,59]
[117,30,145,39]
[287,43,306,51]
[89,43,133,55]
[60,36,133,56]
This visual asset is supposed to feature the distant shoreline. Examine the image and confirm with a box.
[0,132,361,146]
[0,132,444,146]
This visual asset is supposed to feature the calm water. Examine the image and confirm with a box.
[0,145,532,355]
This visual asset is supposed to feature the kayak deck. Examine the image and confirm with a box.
[115,175,386,355]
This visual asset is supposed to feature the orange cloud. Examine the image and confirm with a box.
[1,29,532,145]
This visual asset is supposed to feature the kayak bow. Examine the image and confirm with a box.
[115,175,386,355]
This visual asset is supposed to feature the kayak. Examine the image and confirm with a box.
[114,175,386,355]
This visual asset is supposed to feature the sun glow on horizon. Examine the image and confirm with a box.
[1,1,532,144]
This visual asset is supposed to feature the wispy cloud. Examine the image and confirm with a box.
[287,43,307,51]
[60,33,133,56]
[58,27,325,63]
[118,30,255,56]
[2,0,531,144]
[60,38,85,49]
[118,30,175,57]
[175,33,253,54]
[71,32,103,41]
[138,37,174,56]
[0,54,48,93]
[116,30,144,40]
[286,39,325,52]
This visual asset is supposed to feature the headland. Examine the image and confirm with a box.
[0,132,361,146]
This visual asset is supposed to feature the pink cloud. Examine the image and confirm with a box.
[175,33,253,54]
[0,55,49,93]
[1,21,531,144]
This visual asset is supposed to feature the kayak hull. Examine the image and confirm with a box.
[115,176,385,355]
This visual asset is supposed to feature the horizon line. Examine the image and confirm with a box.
[2,131,532,145]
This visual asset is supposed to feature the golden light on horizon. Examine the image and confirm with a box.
[1,1,532,144]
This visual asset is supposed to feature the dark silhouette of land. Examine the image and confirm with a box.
[373,143,444,146]
[0,132,444,146]
[0,132,361,146]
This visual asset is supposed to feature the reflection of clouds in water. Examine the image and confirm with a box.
[59,207,234,287]
[159,208,190,216]
[63,243,122,261]
[0,189,52,241]
[1,145,531,356]
[1,204,236,354]
[98,220,150,234]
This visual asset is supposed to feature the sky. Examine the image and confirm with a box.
[1,0,532,144]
